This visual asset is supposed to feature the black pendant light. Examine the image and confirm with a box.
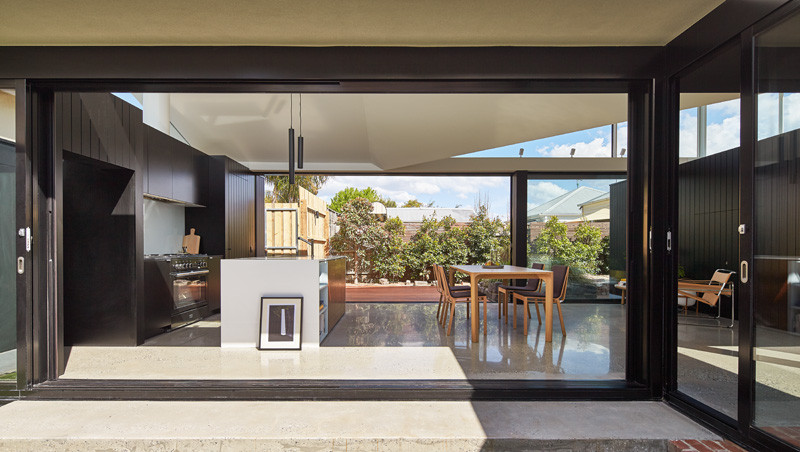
[288,93,295,184]
[297,93,304,169]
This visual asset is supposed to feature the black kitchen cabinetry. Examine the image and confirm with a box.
[144,126,208,206]
[185,157,265,259]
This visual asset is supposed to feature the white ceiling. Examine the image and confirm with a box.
[166,93,630,172]
[1,0,724,46]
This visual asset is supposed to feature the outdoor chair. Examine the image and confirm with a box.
[435,265,485,336]
[497,262,545,324]
[511,264,570,336]
[677,269,734,327]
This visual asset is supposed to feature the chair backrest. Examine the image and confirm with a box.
[431,264,444,294]
[550,265,570,301]
[703,269,733,306]
[525,262,545,289]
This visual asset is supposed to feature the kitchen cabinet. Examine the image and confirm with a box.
[145,126,173,199]
[185,156,265,259]
[144,126,208,206]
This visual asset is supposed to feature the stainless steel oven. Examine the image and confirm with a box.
[144,254,210,332]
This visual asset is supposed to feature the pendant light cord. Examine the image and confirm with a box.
[290,93,293,128]
[299,94,302,135]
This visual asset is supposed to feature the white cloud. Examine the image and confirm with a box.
[535,137,610,158]
[783,93,800,133]
[679,109,698,157]
[527,181,568,207]
[706,114,740,155]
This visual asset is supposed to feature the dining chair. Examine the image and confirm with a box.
[511,264,570,336]
[432,264,471,325]
[497,262,545,323]
[436,265,484,336]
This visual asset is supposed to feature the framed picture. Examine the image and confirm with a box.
[258,297,303,350]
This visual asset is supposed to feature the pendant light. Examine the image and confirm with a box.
[288,93,295,184]
[297,93,304,169]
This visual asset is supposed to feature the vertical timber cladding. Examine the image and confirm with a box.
[677,147,739,319]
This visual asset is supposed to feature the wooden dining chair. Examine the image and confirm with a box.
[436,265,484,336]
[511,265,570,336]
[432,264,470,325]
[497,262,545,323]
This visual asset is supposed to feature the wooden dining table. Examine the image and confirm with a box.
[449,265,555,343]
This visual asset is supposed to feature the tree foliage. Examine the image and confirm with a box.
[402,199,423,208]
[329,198,383,284]
[330,198,511,283]
[328,187,396,212]
[532,216,605,274]
[265,175,329,203]
[368,217,406,281]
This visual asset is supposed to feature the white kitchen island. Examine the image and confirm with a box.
[220,256,346,349]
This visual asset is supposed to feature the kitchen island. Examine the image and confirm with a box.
[220,256,346,349]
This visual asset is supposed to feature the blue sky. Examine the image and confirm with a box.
[457,123,628,158]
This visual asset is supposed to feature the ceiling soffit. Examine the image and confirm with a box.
[1,0,724,46]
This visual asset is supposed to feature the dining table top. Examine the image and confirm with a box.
[450,264,553,277]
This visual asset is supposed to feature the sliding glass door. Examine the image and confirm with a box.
[750,10,800,448]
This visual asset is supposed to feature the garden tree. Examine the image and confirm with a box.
[328,187,396,212]
[401,199,423,208]
[403,216,469,281]
[368,217,406,281]
[330,198,384,284]
[464,204,510,264]
[532,216,606,274]
[532,216,571,259]
[264,175,329,203]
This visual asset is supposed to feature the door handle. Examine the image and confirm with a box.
[740,260,748,284]
[17,256,24,274]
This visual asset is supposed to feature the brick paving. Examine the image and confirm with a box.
[670,439,747,452]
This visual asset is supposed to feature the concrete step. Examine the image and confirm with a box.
[0,400,719,451]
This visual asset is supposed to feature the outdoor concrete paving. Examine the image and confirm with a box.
[0,400,718,451]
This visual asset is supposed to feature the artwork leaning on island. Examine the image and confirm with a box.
[258,297,303,350]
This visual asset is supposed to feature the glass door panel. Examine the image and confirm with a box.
[675,42,741,420]
[753,11,800,447]
[0,87,16,385]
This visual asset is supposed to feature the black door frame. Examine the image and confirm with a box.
[663,1,800,450]
[10,75,656,402]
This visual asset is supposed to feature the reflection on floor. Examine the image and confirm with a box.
[61,302,626,380]
[678,318,800,432]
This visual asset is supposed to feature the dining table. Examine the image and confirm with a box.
[449,265,555,343]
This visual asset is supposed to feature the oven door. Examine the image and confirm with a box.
[171,269,209,312]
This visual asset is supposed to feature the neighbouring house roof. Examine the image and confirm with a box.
[578,191,610,208]
[386,207,476,223]
[527,186,606,222]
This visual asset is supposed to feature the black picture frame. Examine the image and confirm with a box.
[258,296,303,350]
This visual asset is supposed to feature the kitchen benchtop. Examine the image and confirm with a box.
[225,255,346,262]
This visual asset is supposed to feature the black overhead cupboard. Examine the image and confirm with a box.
[667,5,800,451]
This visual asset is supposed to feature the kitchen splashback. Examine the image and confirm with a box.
[144,198,185,255]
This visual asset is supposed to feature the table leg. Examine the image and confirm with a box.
[448,268,455,286]
[471,275,479,343]
[545,274,554,342]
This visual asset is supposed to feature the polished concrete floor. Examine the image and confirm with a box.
[677,315,800,432]
[61,302,626,380]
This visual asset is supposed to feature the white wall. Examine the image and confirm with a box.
[143,198,185,254]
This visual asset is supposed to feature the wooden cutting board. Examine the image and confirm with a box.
[182,228,201,254]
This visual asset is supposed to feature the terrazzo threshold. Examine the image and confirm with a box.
[0,400,719,451]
